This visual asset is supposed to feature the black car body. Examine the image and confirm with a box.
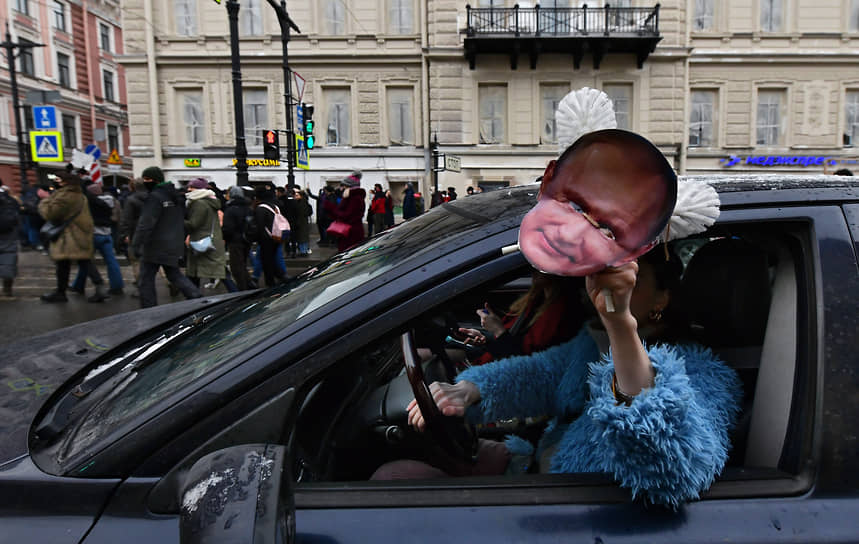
[1,175,858,543]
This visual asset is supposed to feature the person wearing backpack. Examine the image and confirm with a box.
[253,183,288,287]
[0,180,21,297]
[222,185,253,290]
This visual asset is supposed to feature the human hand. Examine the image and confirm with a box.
[586,262,638,327]
[37,188,50,199]
[476,303,505,338]
[457,327,487,345]
[407,380,480,432]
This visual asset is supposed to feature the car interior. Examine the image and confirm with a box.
[287,222,814,494]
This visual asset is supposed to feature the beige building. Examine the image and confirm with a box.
[119,0,859,199]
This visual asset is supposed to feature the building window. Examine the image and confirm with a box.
[175,0,197,36]
[851,0,859,32]
[19,39,35,77]
[541,84,569,145]
[756,89,785,146]
[325,88,351,146]
[604,84,632,130]
[387,88,413,145]
[241,0,263,36]
[181,91,205,145]
[99,23,112,52]
[845,90,859,147]
[760,0,783,32]
[14,0,30,16]
[107,124,119,154]
[693,0,714,30]
[103,69,115,102]
[62,114,77,149]
[324,0,346,34]
[243,89,268,147]
[689,90,717,147]
[53,1,66,31]
[57,53,71,88]
[388,0,414,34]
[479,84,506,144]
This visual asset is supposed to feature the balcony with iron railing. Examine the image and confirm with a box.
[464,4,662,70]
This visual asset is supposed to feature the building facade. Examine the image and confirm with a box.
[1,0,131,194]
[119,0,859,202]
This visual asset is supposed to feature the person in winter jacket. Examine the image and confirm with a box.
[120,179,147,296]
[307,186,333,245]
[70,182,124,296]
[0,180,20,297]
[369,184,386,235]
[291,188,312,256]
[253,183,288,287]
[221,186,253,291]
[401,183,417,220]
[184,178,226,286]
[38,170,108,303]
[132,166,201,308]
[323,171,366,252]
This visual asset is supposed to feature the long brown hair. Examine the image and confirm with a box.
[508,271,581,328]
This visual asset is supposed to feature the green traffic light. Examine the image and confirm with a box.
[305,120,314,133]
[306,135,315,149]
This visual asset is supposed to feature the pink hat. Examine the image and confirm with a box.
[188,178,209,189]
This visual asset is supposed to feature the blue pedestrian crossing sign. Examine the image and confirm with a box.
[30,131,63,162]
[296,135,309,170]
[33,106,57,130]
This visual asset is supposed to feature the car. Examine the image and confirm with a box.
[1,175,858,543]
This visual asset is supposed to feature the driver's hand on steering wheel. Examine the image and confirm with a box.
[407,380,481,432]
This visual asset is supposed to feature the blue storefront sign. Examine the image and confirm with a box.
[721,155,859,168]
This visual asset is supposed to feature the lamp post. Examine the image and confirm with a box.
[265,0,300,190]
[226,0,249,187]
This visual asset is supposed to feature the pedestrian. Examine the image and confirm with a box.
[120,179,147,297]
[184,178,226,288]
[414,192,425,215]
[279,187,298,258]
[253,183,289,287]
[70,182,124,295]
[402,182,417,220]
[447,187,458,201]
[0,179,21,297]
[384,187,395,229]
[38,170,109,303]
[291,188,312,256]
[323,170,367,252]
[131,166,201,308]
[222,185,253,291]
[466,186,475,196]
[19,183,43,251]
[430,190,443,208]
[370,184,387,235]
[307,185,333,245]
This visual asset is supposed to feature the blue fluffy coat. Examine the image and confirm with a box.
[457,329,742,507]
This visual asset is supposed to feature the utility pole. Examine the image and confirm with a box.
[431,133,440,195]
[1,23,44,194]
[266,0,300,190]
[226,0,249,187]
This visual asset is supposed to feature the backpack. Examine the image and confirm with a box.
[0,193,19,233]
[242,210,259,244]
[258,203,290,243]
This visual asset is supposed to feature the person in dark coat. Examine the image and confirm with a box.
[120,179,147,296]
[0,180,20,297]
[292,188,312,256]
[131,166,201,308]
[323,171,367,252]
[307,186,332,245]
[447,187,458,201]
[221,186,253,291]
[253,183,288,287]
[401,183,417,220]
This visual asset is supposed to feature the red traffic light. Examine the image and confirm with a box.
[265,130,276,144]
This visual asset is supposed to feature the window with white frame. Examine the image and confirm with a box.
[241,0,263,36]
[845,90,859,147]
[325,0,346,34]
[850,0,859,32]
[244,89,268,146]
[15,0,30,16]
[57,52,71,88]
[694,0,714,31]
[62,114,77,149]
[325,88,351,146]
[388,0,414,34]
[479,84,506,144]
[387,88,413,145]
[107,124,120,155]
[175,0,197,36]
[689,90,717,147]
[604,83,632,130]
[103,69,115,101]
[760,0,783,32]
[540,83,569,145]
[180,90,205,145]
[100,22,112,51]
[53,1,67,31]
[756,89,785,146]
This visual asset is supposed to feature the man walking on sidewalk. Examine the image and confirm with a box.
[132,166,201,308]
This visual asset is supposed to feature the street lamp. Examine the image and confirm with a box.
[226,0,249,187]
[265,0,300,190]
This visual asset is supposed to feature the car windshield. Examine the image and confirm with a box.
[41,188,537,469]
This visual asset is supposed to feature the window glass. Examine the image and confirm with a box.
[756,90,784,146]
[388,0,414,34]
[479,84,506,144]
[100,23,111,51]
[15,0,29,16]
[845,90,859,147]
[540,84,569,145]
[244,89,268,146]
[760,0,783,32]
[62,114,77,149]
[387,88,413,145]
[326,88,351,146]
[325,0,346,34]
[53,1,66,31]
[19,39,35,77]
[689,90,716,147]
[694,0,714,30]
[57,53,71,88]
[538,0,570,33]
[240,0,263,36]
[103,69,115,102]
[175,0,197,36]
[851,0,859,32]
[107,125,119,155]
[182,91,205,145]
[604,84,632,130]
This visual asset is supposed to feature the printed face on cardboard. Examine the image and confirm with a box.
[519,130,676,276]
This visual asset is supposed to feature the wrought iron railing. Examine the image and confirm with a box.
[465,4,660,37]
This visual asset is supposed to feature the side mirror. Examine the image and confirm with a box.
[179,444,294,544]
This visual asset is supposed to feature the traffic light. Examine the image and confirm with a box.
[262,129,279,160]
[302,104,315,149]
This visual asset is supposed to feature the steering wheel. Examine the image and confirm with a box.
[401,331,478,476]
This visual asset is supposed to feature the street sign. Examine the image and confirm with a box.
[107,149,122,164]
[293,71,305,102]
[296,104,303,128]
[444,154,462,173]
[296,135,309,170]
[33,106,57,130]
[107,164,121,173]
[30,131,63,161]
[84,144,102,160]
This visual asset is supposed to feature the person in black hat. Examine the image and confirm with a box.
[252,183,288,287]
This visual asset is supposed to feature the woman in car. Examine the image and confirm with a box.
[378,246,743,508]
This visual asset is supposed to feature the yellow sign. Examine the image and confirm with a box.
[30,131,63,162]
[231,158,281,167]
[107,149,122,164]
[184,158,201,167]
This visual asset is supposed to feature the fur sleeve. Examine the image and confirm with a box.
[585,343,742,508]
[457,330,593,424]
